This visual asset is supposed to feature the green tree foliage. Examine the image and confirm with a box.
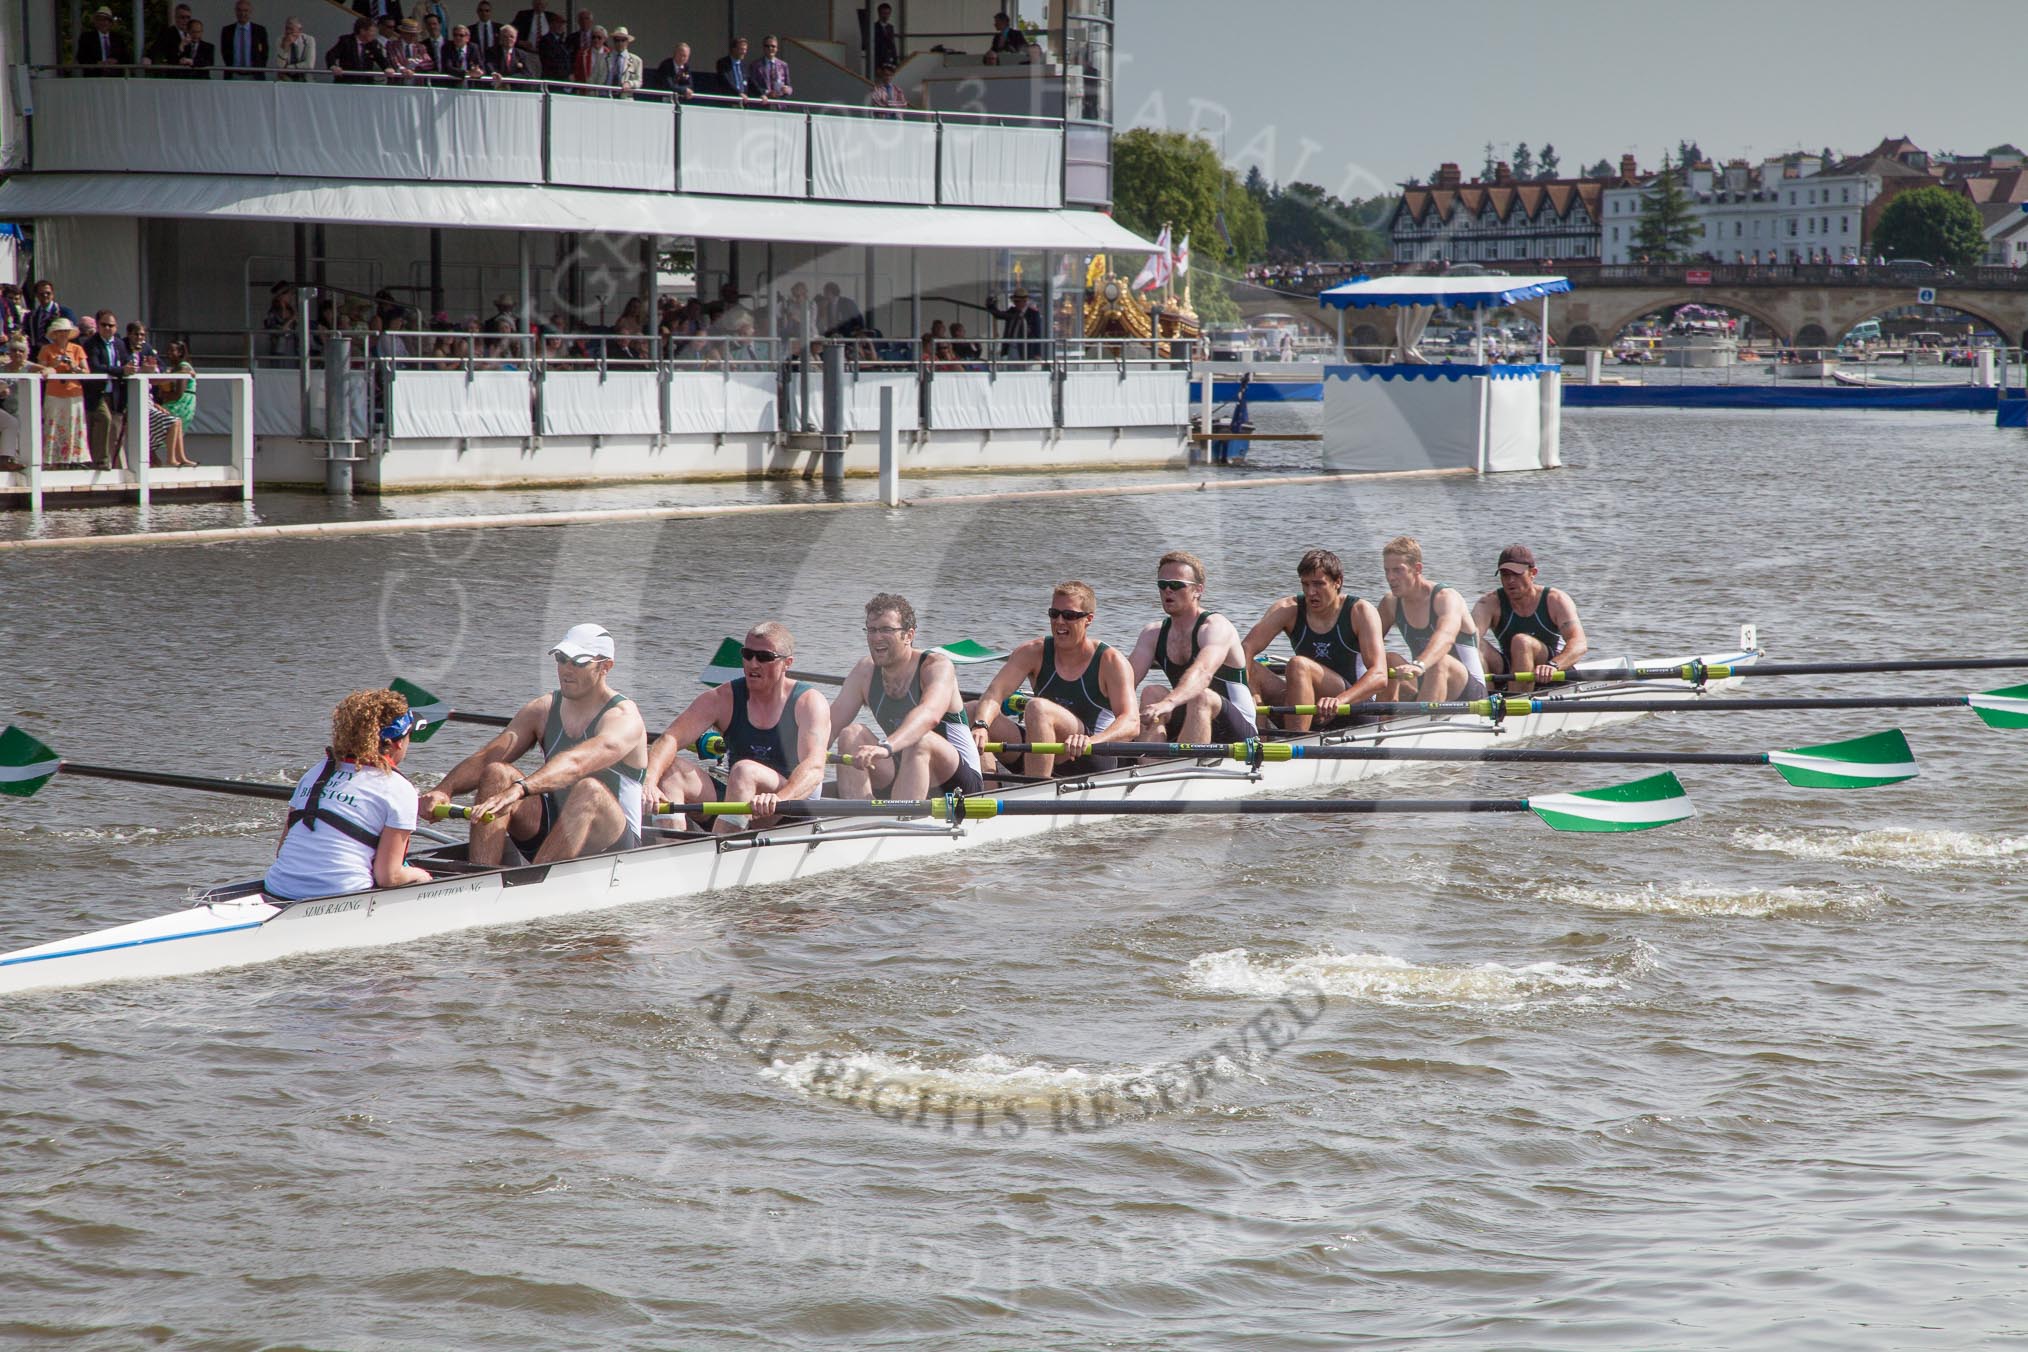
[1243,164,1270,208]
[1633,154,1700,261]
[1512,143,1534,179]
[1986,143,2025,159]
[1483,142,1498,180]
[1872,186,1986,267]
[1538,144,1560,179]
[1112,128,1267,265]
[1263,183,1384,262]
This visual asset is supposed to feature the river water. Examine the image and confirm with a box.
[3,407,2025,1348]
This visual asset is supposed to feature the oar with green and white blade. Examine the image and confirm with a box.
[389,677,505,739]
[1279,683,2028,729]
[693,771,1695,833]
[0,726,63,798]
[988,728,1915,791]
[0,723,291,803]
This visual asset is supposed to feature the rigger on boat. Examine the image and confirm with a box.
[5,540,2026,994]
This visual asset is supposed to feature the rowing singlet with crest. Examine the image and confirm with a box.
[1034,638,1115,734]
[1393,584,1489,682]
[540,690,645,841]
[1493,588,1565,661]
[868,653,984,778]
[1285,596,1368,681]
[725,678,815,775]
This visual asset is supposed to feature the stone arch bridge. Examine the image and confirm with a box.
[1230,262,2028,351]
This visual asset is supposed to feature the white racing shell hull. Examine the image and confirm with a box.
[0,647,1755,994]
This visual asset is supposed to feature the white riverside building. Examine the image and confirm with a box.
[0,0,1197,497]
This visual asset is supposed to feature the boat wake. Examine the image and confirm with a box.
[1732,827,2028,871]
[758,1048,1257,1115]
[1543,880,1883,919]
[1183,946,1632,1007]
[0,817,275,846]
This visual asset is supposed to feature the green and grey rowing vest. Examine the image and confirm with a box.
[1494,588,1565,660]
[726,678,815,775]
[1286,596,1367,681]
[1035,638,1115,733]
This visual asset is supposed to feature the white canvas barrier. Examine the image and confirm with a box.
[541,370,663,436]
[680,104,807,197]
[549,98,676,192]
[928,370,1054,430]
[388,370,532,439]
[845,372,922,432]
[1060,367,1189,427]
[1538,367,1563,468]
[664,369,779,434]
[1483,373,1544,473]
[1317,366,1483,473]
[182,369,309,437]
[810,114,937,205]
[938,123,1062,208]
[29,78,546,184]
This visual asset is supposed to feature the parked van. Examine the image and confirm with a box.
[1843,320,1882,345]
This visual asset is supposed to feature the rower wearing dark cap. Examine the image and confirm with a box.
[1471,544,1588,686]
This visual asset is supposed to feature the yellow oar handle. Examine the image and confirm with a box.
[1507,670,1569,684]
[428,803,497,823]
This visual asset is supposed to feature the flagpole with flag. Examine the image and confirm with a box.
[1176,232,1191,309]
[1132,225,1172,293]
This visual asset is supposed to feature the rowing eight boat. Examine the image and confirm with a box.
[0,632,1761,995]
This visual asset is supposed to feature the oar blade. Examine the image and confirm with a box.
[1526,771,1694,833]
[1768,728,1917,789]
[699,638,744,688]
[1968,683,2028,730]
[389,677,452,744]
[929,639,1007,665]
[0,726,61,798]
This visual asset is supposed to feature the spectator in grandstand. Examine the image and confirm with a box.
[219,0,269,78]
[488,22,533,82]
[650,40,693,98]
[754,35,792,100]
[535,11,568,82]
[869,62,907,114]
[276,15,316,75]
[82,308,134,470]
[608,27,641,95]
[329,16,386,77]
[35,317,91,468]
[75,7,131,73]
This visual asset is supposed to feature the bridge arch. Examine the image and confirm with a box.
[1557,292,1795,347]
[1820,295,2027,349]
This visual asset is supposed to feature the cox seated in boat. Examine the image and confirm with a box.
[828,593,984,801]
[1242,548,1389,733]
[1126,550,1259,745]
[1377,535,1489,701]
[419,623,649,865]
[1471,544,1588,685]
[646,622,832,834]
[969,581,1140,779]
[264,689,433,902]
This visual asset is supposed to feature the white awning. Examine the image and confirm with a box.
[1319,274,1573,310]
[0,173,1154,253]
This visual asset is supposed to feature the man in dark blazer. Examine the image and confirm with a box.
[714,36,762,98]
[440,23,484,81]
[535,11,569,82]
[328,16,387,77]
[145,2,192,69]
[510,0,550,43]
[486,23,533,83]
[420,12,449,73]
[986,288,1044,362]
[81,308,133,471]
[469,1,500,57]
[648,40,692,98]
[25,280,78,353]
[74,8,131,74]
[168,17,216,77]
[870,3,898,70]
[218,0,268,78]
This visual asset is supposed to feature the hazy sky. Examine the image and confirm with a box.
[1114,0,2026,198]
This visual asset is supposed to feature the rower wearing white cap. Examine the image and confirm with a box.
[419,623,648,865]
[645,621,832,834]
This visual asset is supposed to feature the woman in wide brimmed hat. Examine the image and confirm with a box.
[34,315,91,468]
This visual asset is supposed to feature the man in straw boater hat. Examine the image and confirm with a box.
[420,623,649,864]
[1471,543,1589,686]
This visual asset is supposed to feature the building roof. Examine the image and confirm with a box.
[1395,177,1605,227]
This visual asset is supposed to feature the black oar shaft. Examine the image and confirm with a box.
[1637,657,2028,680]
[1525,696,1967,713]
[1295,746,1766,766]
[60,761,293,802]
[754,797,1529,818]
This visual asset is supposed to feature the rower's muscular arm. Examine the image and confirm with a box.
[425,697,544,802]
[527,699,644,796]
[1417,589,1468,669]
[1092,647,1143,746]
[1547,590,1588,670]
[644,686,732,788]
[1241,598,1298,661]
[1471,591,1505,673]
[1126,619,1163,686]
[1161,613,1245,712]
[826,660,872,747]
[970,640,1042,727]
[884,653,957,753]
[781,687,833,801]
[1344,601,1392,702]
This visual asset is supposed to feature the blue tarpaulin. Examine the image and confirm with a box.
[1564,384,1998,412]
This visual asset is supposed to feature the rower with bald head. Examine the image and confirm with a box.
[646,621,832,833]
[970,580,1140,779]
[1378,534,1488,701]
[1471,544,1588,686]
[1241,547,1388,732]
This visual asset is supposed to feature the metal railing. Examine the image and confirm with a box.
[1557,344,2022,390]
[0,370,254,510]
[1242,259,2028,294]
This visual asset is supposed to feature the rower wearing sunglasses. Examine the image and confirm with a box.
[419,623,649,865]
[969,581,1140,779]
[646,621,832,834]
[1127,550,1258,745]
